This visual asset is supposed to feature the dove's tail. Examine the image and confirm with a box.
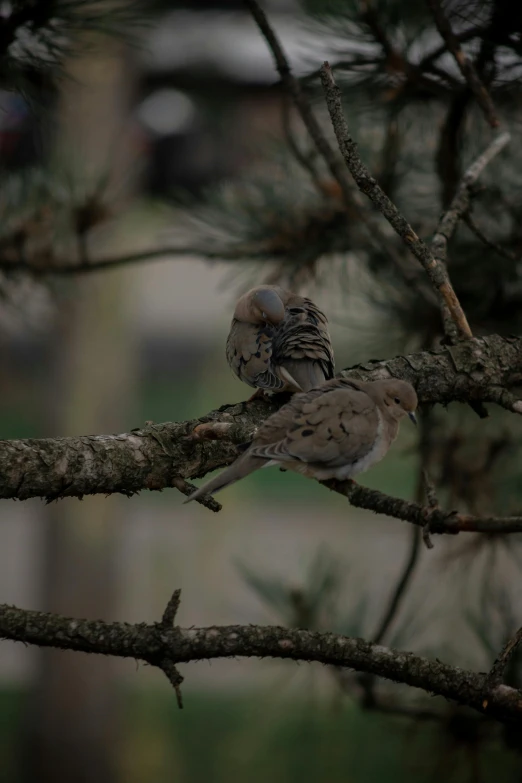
[184,453,264,504]
[281,360,328,392]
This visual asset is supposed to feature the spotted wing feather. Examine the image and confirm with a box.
[250,380,378,468]
[226,320,284,391]
[271,298,334,391]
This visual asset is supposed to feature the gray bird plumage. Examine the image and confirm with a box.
[226,285,334,394]
[185,377,418,504]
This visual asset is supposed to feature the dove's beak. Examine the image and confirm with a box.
[408,411,417,425]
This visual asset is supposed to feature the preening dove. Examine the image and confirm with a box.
[185,377,418,504]
[226,285,334,394]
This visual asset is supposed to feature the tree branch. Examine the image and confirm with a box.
[326,478,522,535]
[483,627,522,702]
[159,588,184,708]
[425,0,500,129]
[243,0,354,208]
[0,245,276,277]
[431,131,510,266]
[319,61,472,340]
[0,601,521,723]
[464,212,519,262]
[244,0,464,324]
[1,335,522,533]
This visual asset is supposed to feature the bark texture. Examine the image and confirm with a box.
[1,335,521,503]
[0,601,520,723]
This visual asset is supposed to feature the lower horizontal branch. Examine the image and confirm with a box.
[0,602,521,723]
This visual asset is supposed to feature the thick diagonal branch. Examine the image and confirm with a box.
[320,61,472,340]
[0,602,521,723]
[1,335,522,534]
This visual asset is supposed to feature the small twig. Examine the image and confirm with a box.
[319,61,472,340]
[374,526,421,644]
[464,213,518,262]
[425,0,500,129]
[360,0,458,96]
[370,410,435,652]
[419,25,486,72]
[172,477,222,513]
[483,626,522,709]
[159,589,184,708]
[324,478,522,536]
[161,588,181,628]
[422,469,439,509]
[376,411,437,658]
[459,133,510,186]
[0,243,281,277]
[243,0,354,206]
[243,0,459,314]
[421,469,439,549]
[281,95,321,188]
[424,523,436,552]
[431,132,511,267]
[160,659,184,709]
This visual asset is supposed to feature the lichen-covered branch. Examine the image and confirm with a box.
[329,479,522,535]
[0,335,521,502]
[0,396,280,502]
[319,61,472,340]
[0,600,520,723]
[1,335,522,534]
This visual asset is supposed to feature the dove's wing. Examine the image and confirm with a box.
[251,380,379,468]
[226,320,285,391]
[271,298,335,391]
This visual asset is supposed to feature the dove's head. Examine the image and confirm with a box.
[372,379,418,424]
[234,286,287,325]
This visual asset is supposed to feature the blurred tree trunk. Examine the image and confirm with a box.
[21,44,137,783]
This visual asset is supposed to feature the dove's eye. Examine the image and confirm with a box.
[394,397,401,404]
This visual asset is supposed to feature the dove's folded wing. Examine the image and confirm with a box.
[250,384,379,467]
[226,321,286,391]
[271,300,334,391]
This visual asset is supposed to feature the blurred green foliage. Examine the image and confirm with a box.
[2,686,521,783]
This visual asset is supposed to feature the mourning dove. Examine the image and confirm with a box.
[226,285,334,394]
[185,377,417,504]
